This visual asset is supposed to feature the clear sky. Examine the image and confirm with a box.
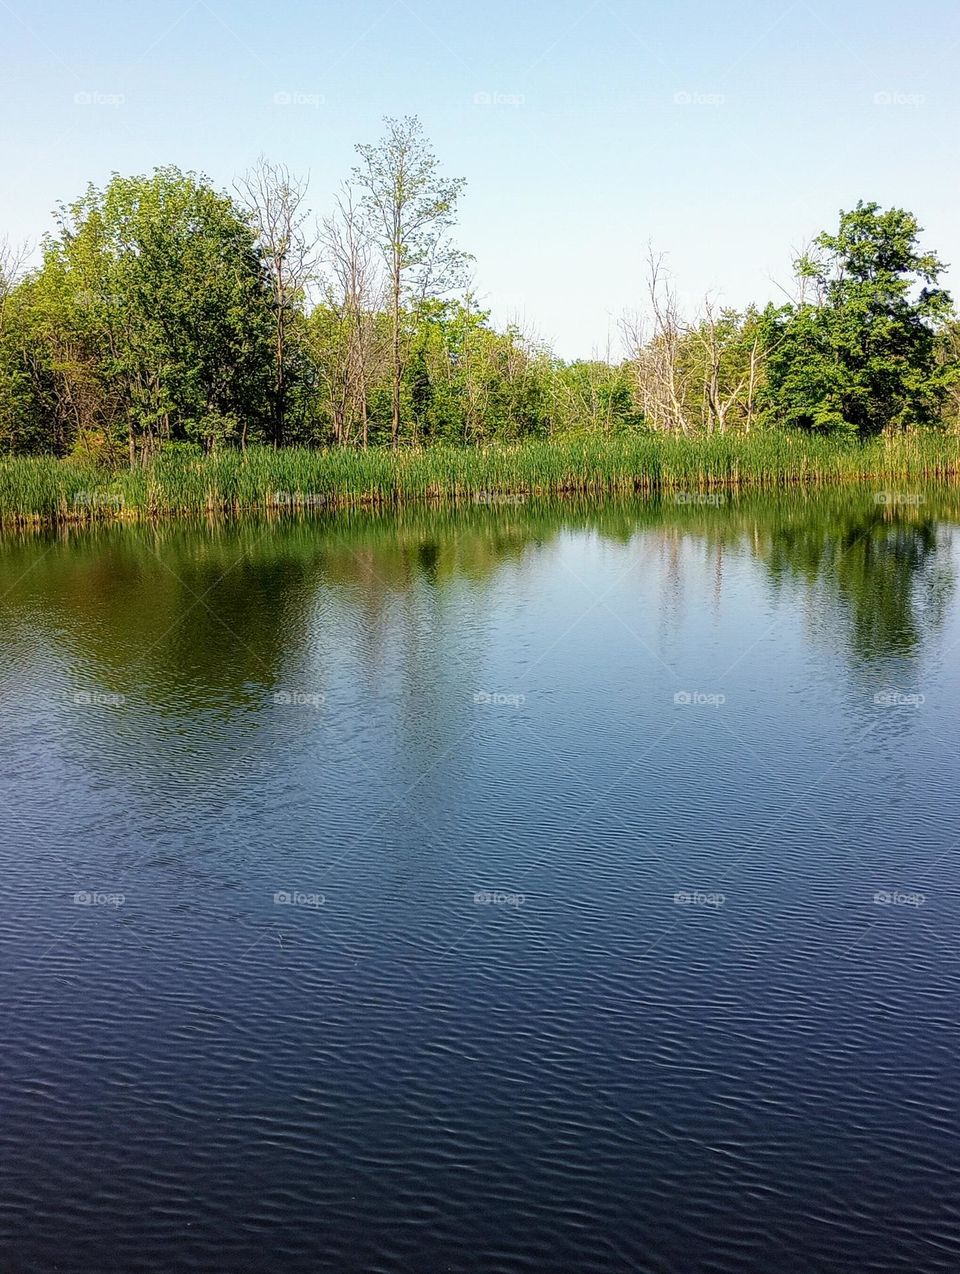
[2,0,958,357]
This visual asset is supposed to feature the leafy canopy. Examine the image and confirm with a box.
[762,201,954,436]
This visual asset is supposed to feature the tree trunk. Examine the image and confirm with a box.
[275,308,285,448]
[391,272,401,449]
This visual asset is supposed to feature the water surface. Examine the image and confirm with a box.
[2,488,960,1272]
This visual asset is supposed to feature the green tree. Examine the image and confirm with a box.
[27,168,274,460]
[763,202,954,436]
[353,116,469,448]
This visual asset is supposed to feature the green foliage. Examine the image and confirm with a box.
[1,167,274,459]
[553,360,643,434]
[762,202,954,436]
[0,147,957,461]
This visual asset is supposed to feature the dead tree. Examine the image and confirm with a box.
[236,158,316,447]
[318,187,384,447]
[622,251,695,433]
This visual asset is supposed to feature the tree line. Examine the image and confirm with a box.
[0,115,957,462]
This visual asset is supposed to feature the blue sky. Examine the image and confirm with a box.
[2,0,958,356]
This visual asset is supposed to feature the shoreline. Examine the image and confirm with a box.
[1,434,958,528]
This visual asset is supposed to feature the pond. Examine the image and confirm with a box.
[2,487,960,1272]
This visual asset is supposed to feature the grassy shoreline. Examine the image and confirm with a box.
[1,433,958,526]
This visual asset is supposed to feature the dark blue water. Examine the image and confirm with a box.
[2,490,960,1272]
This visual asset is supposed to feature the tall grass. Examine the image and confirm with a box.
[0,432,958,525]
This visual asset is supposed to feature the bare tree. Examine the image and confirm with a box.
[236,158,316,447]
[621,251,694,433]
[623,251,777,435]
[0,236,29,335]
[689,297,754,434]
[353,116,469,447]
[318,186,384,447]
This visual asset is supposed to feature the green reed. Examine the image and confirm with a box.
[0,432,958,525]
